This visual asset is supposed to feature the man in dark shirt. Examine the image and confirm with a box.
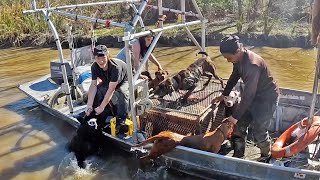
[213,35,279,161]
[86,45,129,128]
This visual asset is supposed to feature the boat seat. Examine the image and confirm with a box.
[76,65,92,98]
[49,60,73,85]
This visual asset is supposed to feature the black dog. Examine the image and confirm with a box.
[154,52,224,101]
[69,112,108,168]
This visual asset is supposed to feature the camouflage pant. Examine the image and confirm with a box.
[233,99,277,150]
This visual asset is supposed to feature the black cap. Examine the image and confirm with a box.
[220,35,240,54]
[93,45,108,56]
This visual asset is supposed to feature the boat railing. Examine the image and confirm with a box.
[23,0,209,143]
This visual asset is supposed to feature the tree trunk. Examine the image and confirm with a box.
[247,0,262,32]
[236,0,244,33]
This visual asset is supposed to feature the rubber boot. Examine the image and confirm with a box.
[219,140,233,155]
[116,118,128,136]
[257,143,271,163]
[232,137,245,158]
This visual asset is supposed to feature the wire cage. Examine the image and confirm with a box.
[140,77,226,136]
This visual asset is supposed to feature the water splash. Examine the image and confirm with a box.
[58,153,98,179]
[130,146,148,154]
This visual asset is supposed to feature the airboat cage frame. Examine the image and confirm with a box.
[23,0,208,142]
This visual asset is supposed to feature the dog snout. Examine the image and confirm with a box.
[226,101,233,107]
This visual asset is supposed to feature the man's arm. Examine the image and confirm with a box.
[232,65,260,120]
[132,42,141,71]
[222,65,241,96]
[94,81,118,115]
[86,79,97,115]
[149,53,163,70]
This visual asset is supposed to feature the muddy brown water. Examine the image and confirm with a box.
[0,46,316,179]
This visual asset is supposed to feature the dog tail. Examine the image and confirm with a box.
[197,51,209,57]
[132,135,169,147]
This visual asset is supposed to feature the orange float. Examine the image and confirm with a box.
[271,116,320,159]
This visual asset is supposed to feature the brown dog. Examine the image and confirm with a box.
[133,120,235,160]
[148,70,169,90]
[153,52,224,101]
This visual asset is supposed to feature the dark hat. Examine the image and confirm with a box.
[93,45,108,56]
[220,35,240,54]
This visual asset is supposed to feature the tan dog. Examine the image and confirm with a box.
[312,0,320,45]
[133,120,235,160]
[148,70,169,90]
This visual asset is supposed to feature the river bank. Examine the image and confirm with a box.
[1,29,311,50]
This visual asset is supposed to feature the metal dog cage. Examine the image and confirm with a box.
[140,77,226,137]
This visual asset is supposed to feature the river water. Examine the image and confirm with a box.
[0,46,316,179]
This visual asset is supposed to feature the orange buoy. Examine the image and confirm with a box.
[271,116,320,159]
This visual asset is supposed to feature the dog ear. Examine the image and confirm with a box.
[164,79,172,85]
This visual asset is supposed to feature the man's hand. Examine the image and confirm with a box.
[212,95,224,104]
[85,106,93,116]
[227,116,238,125]
[94,106,105,115]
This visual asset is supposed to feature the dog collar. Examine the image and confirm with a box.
[216,127,226,140]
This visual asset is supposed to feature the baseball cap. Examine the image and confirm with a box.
[93,45,108,56]
[220,35,240,54]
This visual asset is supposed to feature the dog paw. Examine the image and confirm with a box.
[77,160,87,169]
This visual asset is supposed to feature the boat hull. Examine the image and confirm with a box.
[18,76,320,180]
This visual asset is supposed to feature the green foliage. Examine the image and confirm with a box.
[0,0,133,46]
[0,0,312,47]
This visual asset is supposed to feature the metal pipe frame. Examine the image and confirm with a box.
[123,20,202,40]
[25,0,208,141]
[181,0,186,23]
[42,10,74,113]
[144,4,199,18]
[158,0,163,17]
[67,25,78,100]
[130,3,145,30]
[201,20,206,51]
[308,45,320,122]
[126,0,150,33]
[124,32,138,142]
[183,26,203,51]
[53,10,126,28]
[45,0,50,9]
[31,0,37,10]
[23,0,141,14]
[191,0,206,50]
[191,0,204,19]
[158,0,164,28]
